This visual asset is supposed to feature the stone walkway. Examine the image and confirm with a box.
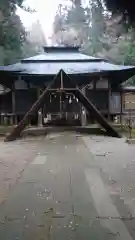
[0,134,135,239]
[0,138,45,204]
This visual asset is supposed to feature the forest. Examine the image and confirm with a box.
[52,0,135,84]
[0,0,44,65]
[1,0,135,84]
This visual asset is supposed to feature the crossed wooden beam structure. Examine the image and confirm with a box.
[5,70,120,142]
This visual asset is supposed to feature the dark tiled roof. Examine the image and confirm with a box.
[0,46,135,83]
[21,47,105,63]
[0,60,135,76]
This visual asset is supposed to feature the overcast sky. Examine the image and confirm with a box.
[17,0,88,43]
[17,0,68,42]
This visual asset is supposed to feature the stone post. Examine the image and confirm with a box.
[81,87,87,126]
[37,88,43,127]
[38,110,43,127]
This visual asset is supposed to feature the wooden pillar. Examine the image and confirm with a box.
[10,114,13,125]
[93,78,97,123]
[26,81,31,126]
[0,114,4,125]
[120,91,123,124]
[12,83,15,113]
[72,88,121,138]
[108,81,111,121]
[37,88,43,127]
[5,79,54,141]
[12,82,15,125]
[14,115,18,125]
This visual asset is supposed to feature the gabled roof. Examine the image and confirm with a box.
[22,46,105,63]
[1,61,134,76]
[0,46,135,87]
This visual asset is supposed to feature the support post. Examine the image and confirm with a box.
[0,114,3,125]
[60,70,64,119]
[5,87,49,141]
[108,81,111,121]
[72,88,121,138]
[12,82,15,125]
[15,116,17,125]
[10,114,13,125]
[5,73,59,141]
[120,91,123,124]
[60,71,121,138]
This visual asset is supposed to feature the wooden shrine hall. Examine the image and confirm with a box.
[0,46,135,141]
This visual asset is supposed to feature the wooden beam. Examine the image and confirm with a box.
[12,82,15,113]
[72,88,121,138]
[108,81,111,121]
[5,73,60,142]
[60,71,121,138]
[5,70,121,141]
[120,92,123,124]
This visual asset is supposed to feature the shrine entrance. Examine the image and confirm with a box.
[5,69,120,142]
[42,88,81,126]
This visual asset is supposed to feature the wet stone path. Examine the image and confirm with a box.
[0,133,135,239]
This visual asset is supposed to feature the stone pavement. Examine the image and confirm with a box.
[0,133,135,239]
[0,139,39,204]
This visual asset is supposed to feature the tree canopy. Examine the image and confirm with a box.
[0,0,25,64]
[104,0,135,25]
[52,0,135,85]
[0,0,40,65]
